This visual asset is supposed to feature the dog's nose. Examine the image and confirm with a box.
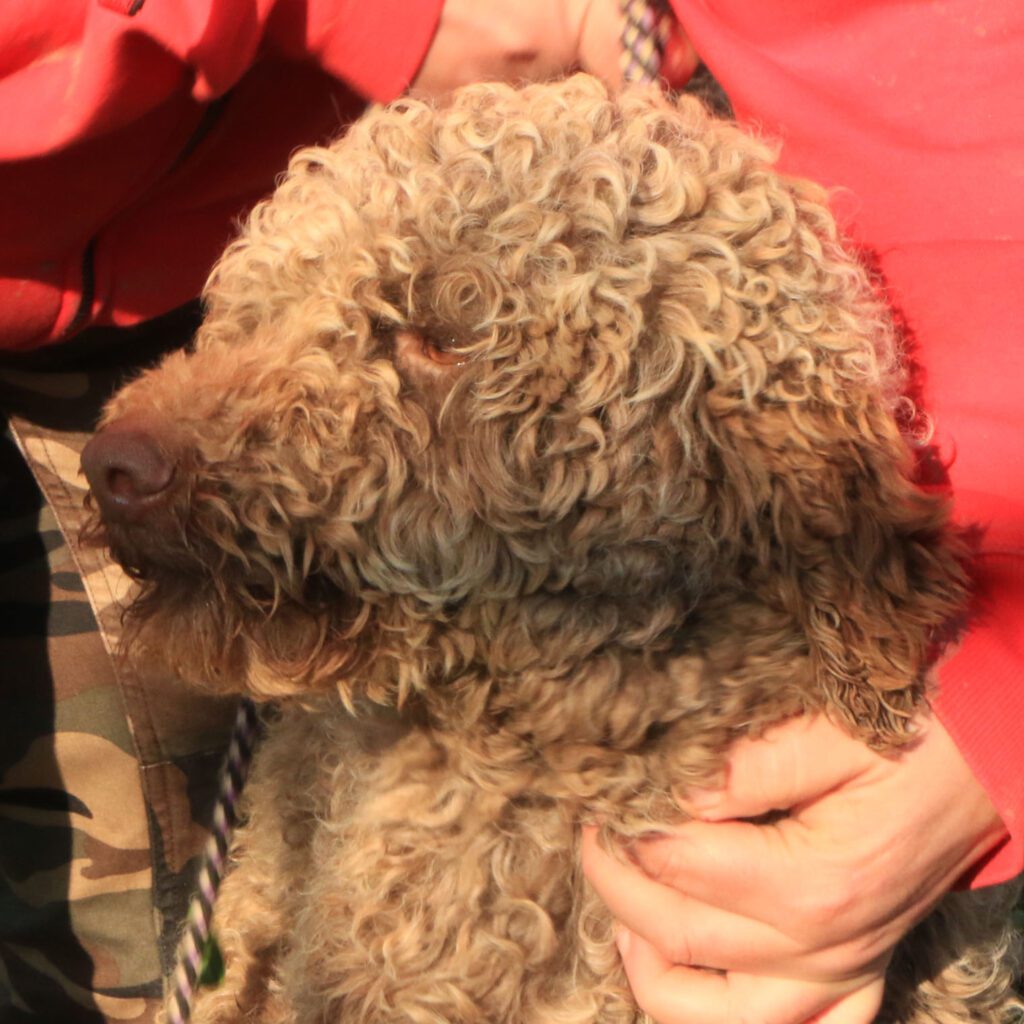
[82,420,177,523]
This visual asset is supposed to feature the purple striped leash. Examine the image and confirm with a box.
[165,698,260,1023]
[619,0,675,84]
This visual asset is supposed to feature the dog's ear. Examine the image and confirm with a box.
[715,401,968,743]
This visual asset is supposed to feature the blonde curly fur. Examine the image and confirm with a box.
[89,76,1021,1023]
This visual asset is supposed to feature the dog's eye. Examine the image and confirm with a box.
[422,337,467,367]
[393,328,468,370]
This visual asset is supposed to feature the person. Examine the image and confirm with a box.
[581,2,1024,1023]
[1,1,1019,1022]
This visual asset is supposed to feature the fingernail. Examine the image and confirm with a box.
[614,925,632,957]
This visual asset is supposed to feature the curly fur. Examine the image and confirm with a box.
[88,76,1021,1023]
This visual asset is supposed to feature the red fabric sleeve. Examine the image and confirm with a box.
[671,0,1024,886]
[0,0,442,152]
[0,0,444,350]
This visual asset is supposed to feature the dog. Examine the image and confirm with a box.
[82,75,1021,1023]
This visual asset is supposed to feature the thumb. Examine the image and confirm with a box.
[808,977,886,1024]
[678,715,874,821]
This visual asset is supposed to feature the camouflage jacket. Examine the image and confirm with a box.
[1,311,237,1024]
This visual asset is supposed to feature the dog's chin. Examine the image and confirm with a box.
[119,563,369,702]
[119,580,253,692]
[83,498,207,583]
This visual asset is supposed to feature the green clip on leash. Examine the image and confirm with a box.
[163,4,674,1019]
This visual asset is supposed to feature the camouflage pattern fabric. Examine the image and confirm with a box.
[0,310,238,1023]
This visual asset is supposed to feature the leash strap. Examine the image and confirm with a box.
[620,0,674,84]
[166,699,260,1024]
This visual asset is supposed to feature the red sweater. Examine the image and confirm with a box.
[0,0,444,349]
[671,0,1024,886]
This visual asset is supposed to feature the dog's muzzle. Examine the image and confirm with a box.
[82,416,178,525]
[79,414,201,580]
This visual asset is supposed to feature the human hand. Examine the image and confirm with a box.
[582,713,1008,1024]
[411,0,697,97]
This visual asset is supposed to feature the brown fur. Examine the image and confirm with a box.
[88,77,1020,1023]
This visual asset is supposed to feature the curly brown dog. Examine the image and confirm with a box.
[82,76,1021,1023]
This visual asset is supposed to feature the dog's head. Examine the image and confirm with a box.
[83,76,963,720]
